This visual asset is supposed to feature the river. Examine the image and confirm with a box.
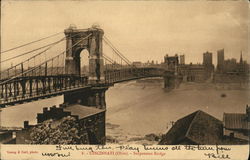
[1,78,249,144]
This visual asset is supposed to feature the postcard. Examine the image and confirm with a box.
[0,0,249,159]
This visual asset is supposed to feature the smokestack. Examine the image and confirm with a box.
[43,107,48,113]
[24,121,29,128]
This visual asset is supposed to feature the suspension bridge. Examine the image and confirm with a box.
[0,25,169,108]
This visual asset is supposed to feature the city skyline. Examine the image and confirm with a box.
[162,49,247,66]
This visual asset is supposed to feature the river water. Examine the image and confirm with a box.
[1,78,249,144]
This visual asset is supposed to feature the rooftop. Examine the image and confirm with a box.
[159,110,223,145]
[64,104,105,119]
[223,113,249,130]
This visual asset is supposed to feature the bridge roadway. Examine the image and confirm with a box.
[0,67,164,107]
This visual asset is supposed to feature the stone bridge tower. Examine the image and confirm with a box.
[64,25,105,84]
[63,25,107,109]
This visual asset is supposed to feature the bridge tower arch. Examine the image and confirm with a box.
[64,25,104,84]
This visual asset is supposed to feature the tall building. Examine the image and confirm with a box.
[203,51,212,66]
[217,49,224,72]
[180,55,185,65]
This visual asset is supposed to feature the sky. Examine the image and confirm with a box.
[0,0,249,69]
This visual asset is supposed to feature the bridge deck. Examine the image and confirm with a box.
[0,68,165,107]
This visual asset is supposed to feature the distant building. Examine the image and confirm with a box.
[105,63,122,70]
[223,58,237,73]
[213,51,249,84]
[81,65,89,75]
[217,49,225,72]
[179,55,185,65]
[179,64,207,82]
[223,105,250,141]
[132,61,142,67]
[216,50,249,74]
[237,52,249,73]
[164,53,214,82]
[203,51,214,79]
[240,52,243,64]
[203,51,212,66]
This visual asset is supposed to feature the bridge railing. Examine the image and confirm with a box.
[104,67,164,84]
[0,75,88,106]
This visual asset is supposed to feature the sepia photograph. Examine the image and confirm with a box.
[0,0,249,159]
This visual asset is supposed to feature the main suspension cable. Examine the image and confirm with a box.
[1,37,66,72]
[0,32,63,54]
[1,31,83,64]
[103,36,132,65]
[0,37,66,63]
